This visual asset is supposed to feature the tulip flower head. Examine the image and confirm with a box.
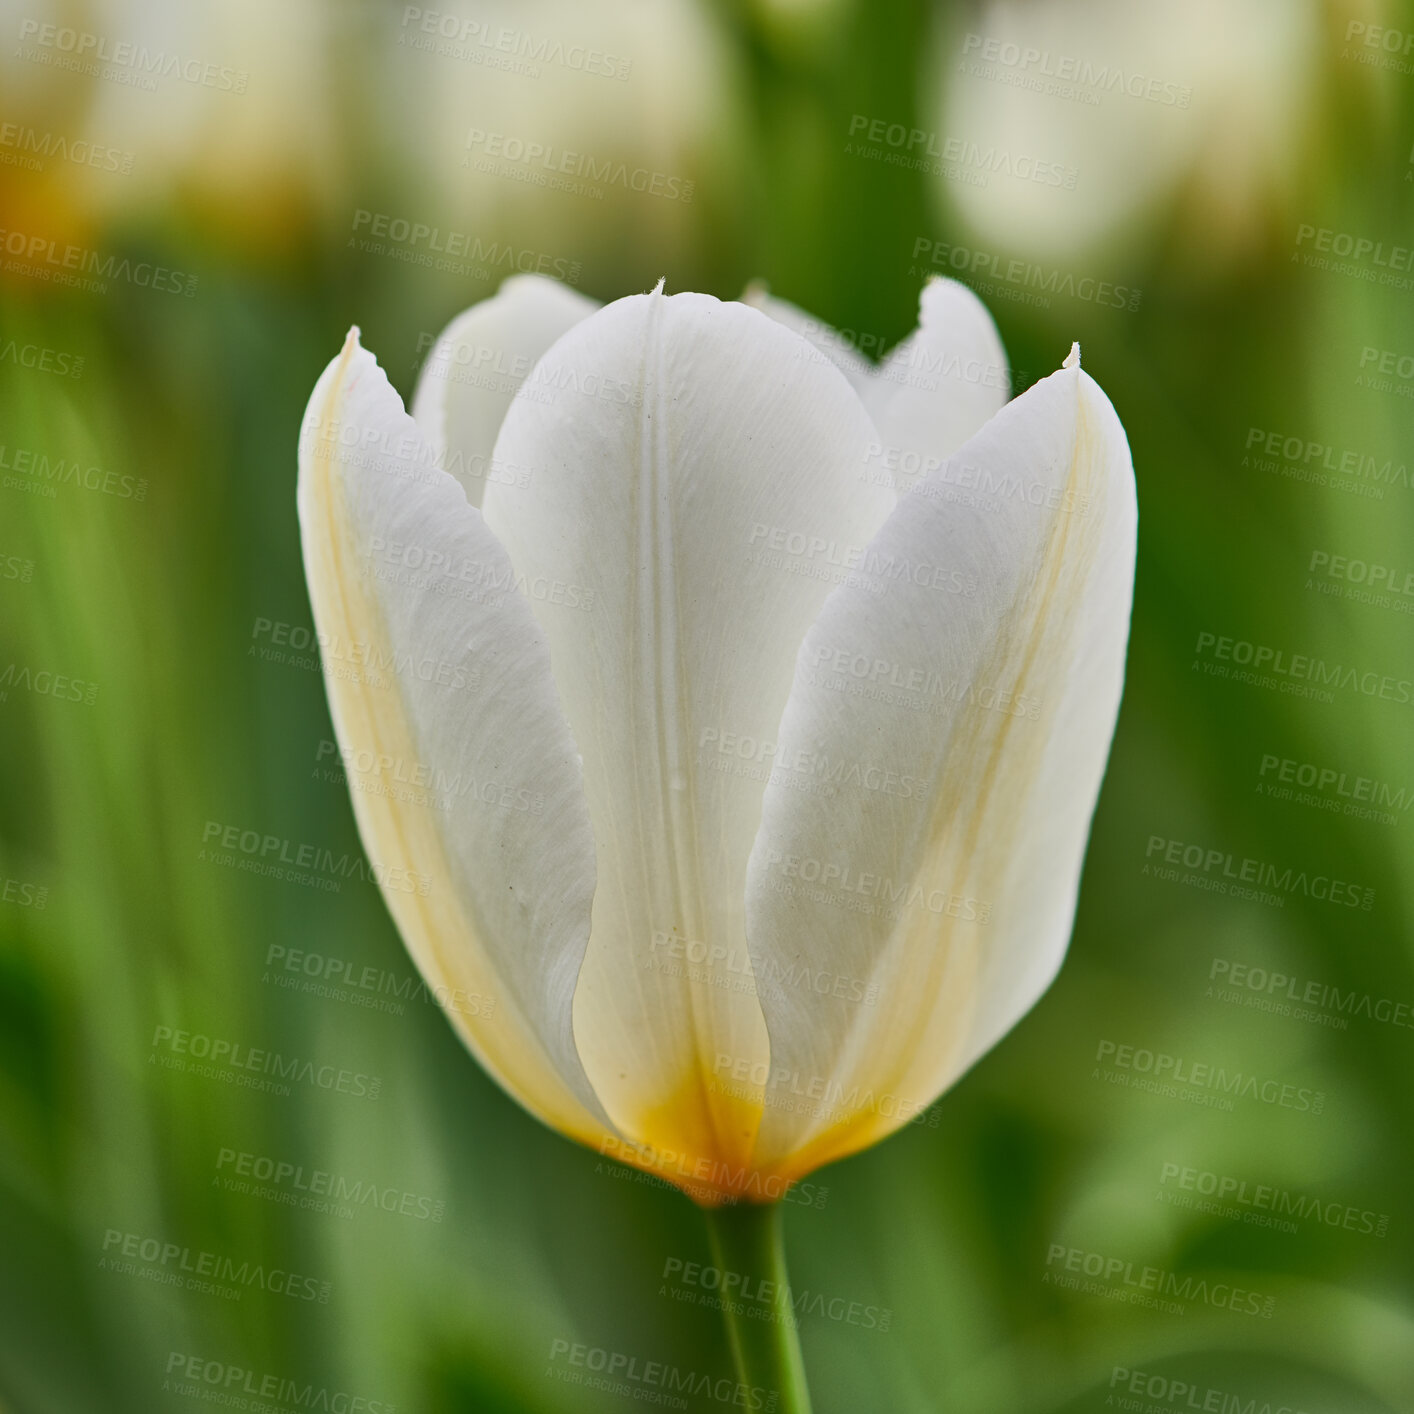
[298,275,1135,1206]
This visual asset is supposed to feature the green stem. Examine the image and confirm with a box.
[703,1201,813,1414]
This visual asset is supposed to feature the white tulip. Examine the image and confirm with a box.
[297,274,1136,1207]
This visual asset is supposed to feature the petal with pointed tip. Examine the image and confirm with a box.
[744,356,1136,1181]
[298,330,612,1147]
[482,289,897,1194]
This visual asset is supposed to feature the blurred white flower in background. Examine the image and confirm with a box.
[0,0,347,255]
[0,0,727,264]
[931,0,1324,269]
[392,0,728,271]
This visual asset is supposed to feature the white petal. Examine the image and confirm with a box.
[740,282,874,397]
[298,330,611,1147]
[860,276,1011,493]
[744,352,1136,1180]
[482,289,896,1185]
[410,274,599,509]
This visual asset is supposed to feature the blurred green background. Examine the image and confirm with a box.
[3,0,1414,1410]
